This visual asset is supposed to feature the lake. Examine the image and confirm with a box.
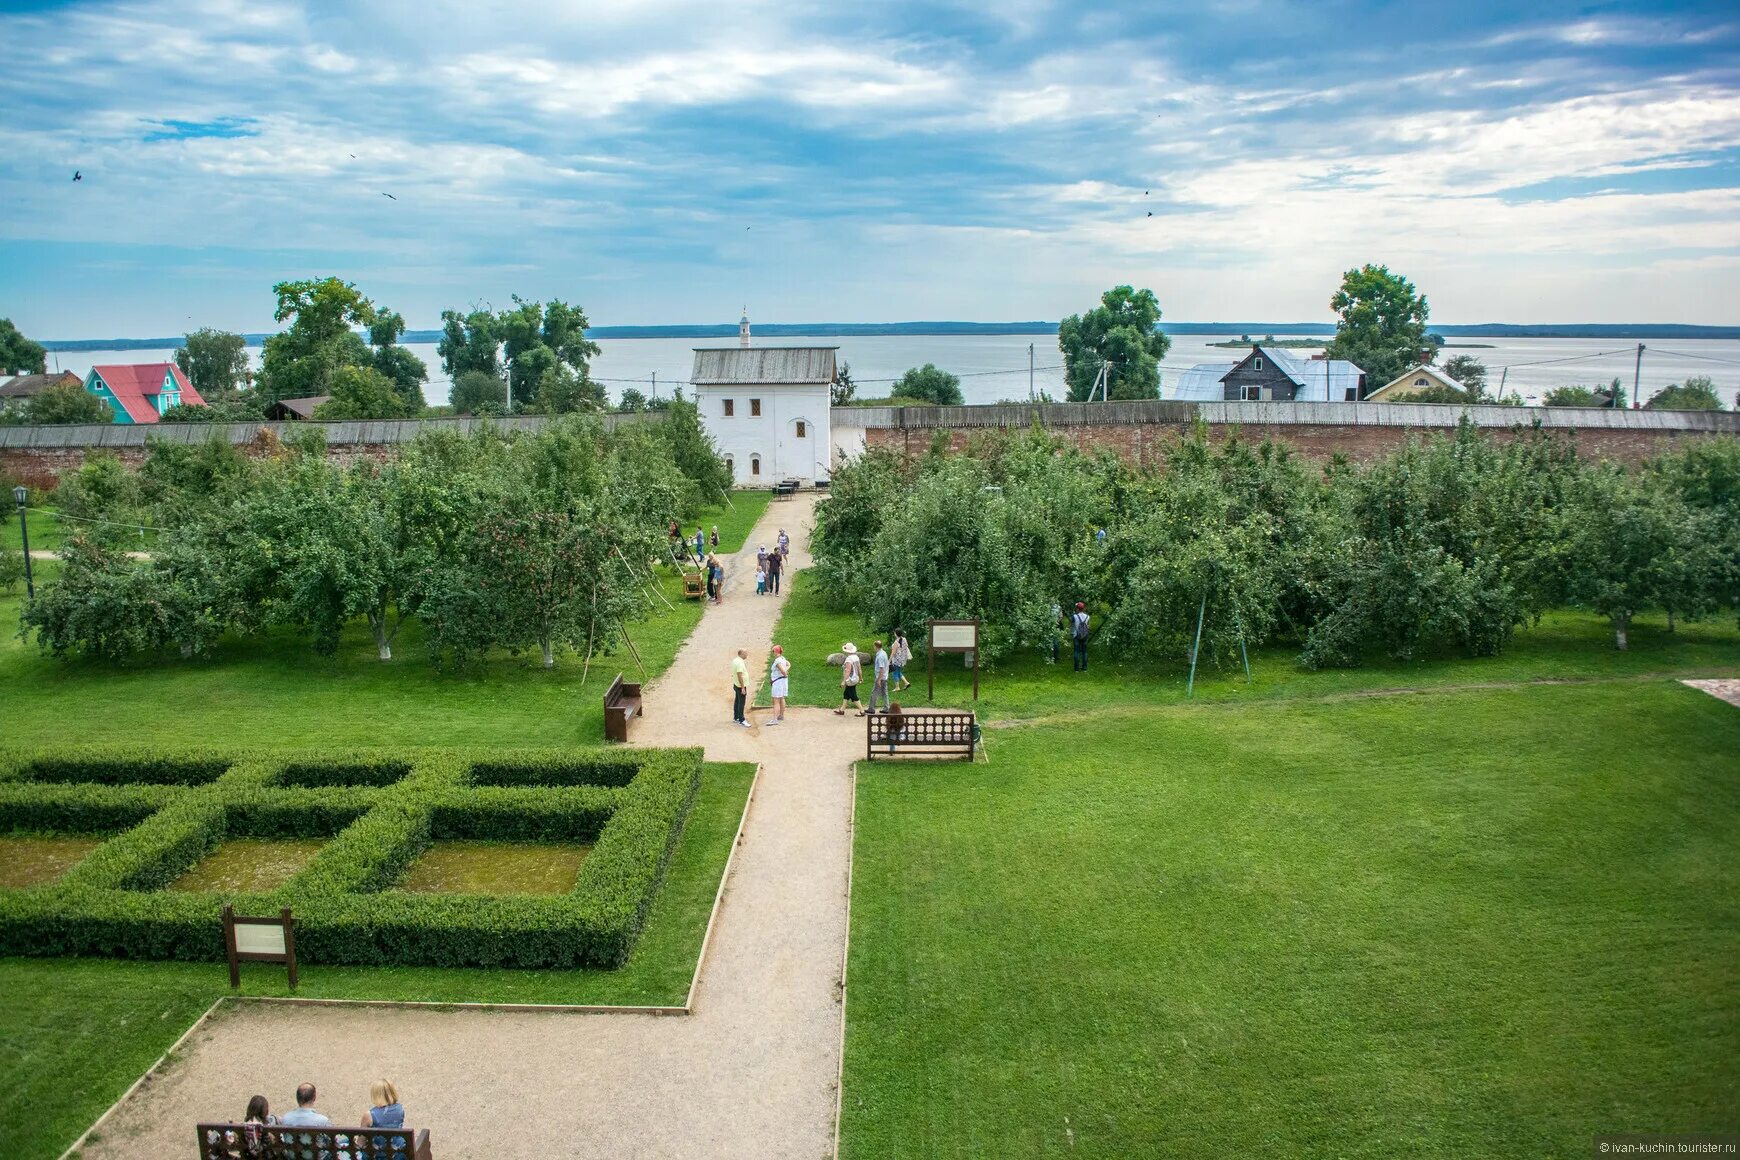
[42,333,1740,409]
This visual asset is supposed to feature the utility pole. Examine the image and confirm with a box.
[1630,343,1645,409]
[651,371,657,400]
[1495,366,1507,404]
[1028,343,1035,401]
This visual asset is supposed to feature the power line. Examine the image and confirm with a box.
[1641,349,1740,369]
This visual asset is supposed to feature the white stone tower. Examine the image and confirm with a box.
[739,306,750,348]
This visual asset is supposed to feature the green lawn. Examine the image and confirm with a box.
[687,490,773,555]
[0,760,756,1160]
[841,681,1740,1158]
[764,568,1740,713]
[1,507,64,554]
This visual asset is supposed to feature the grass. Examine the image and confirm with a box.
[763,568,1740,714]
[0,760,756,1160]
[685,490,773,555]
[840,681,1740,1158]
[1,508,65,554]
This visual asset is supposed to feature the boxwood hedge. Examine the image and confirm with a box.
[0,745,703,969]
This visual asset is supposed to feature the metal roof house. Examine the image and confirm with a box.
[690,320,837,487]
[1171,344,1366,402]
[84,363,204,424]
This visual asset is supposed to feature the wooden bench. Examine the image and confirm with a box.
[604,672,644,742]
[772,481,796,499]
[866,710,977,761]
[197,1122,432,1159]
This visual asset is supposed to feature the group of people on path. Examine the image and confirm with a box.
[833,634,911,716]
[671,521,791,605]
[234,1079,405,1137]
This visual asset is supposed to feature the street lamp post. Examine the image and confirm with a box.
[13,485,33,600]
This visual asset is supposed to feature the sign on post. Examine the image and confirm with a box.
[222,905,298,990]
[926,619,981,702]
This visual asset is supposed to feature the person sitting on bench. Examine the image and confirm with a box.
[884,702,906,754]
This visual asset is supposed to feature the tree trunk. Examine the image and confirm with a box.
[1613,614,1629,651]
[1666,608,1676,633]
[541,638,555,668]
[369,613,393,661]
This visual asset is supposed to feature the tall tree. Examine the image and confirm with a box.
[1057,285,1170,401]
[893,364,964,406]
[257,277,377,405]
[0,318,47,375]
[1323,264,1430,392]
[437,309,500,382]
[499,296,603,410]
[368,309,428,411]
[175,329,252,399]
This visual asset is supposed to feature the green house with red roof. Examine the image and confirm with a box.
[83,363,205,424]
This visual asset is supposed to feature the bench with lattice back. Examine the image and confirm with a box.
[866,710,977,761]
[196,1122,432,1159]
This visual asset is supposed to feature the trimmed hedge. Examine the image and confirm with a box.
[16,749,232,786]
[0,745,704,969]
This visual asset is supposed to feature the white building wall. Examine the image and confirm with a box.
[693,382,833,487]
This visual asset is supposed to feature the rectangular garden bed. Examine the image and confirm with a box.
[0,744,703,970]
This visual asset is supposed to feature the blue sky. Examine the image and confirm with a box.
[1,0,1737,337]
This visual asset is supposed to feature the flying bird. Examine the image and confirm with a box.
[381,192,397,200]
[1146,211,1153,217]
[349,153,357,158]
[72,171,82,182]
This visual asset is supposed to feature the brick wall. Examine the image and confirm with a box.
[862,418,1725,467]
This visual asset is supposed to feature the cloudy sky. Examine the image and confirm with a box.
[2,0,1737,337]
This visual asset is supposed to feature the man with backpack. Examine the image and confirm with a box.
[1071,602,1091,672]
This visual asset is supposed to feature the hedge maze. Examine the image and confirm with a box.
[0,745,703,969]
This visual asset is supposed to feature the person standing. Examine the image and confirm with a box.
[834,642,862,715]
[769,645,790,725]
[869,639,891,713]
[710,525,720,549]
[756,544,769,573]
[755,564,767,595]
[889,630,912,691]
[731,648,751,727]
[1071,601,1091,672]
[711,556,725,603]
[766,547,783,595]
[704,554,718,602]
[694,526,706,560]
[777,529,790,558]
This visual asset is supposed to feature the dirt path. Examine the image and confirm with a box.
[77,494,859,1160]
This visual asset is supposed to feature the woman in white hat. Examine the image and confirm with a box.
[834,642,862,716]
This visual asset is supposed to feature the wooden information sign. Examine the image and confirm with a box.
[222,905,298,990]
[926,618,981,702]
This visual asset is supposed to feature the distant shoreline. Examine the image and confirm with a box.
[38,320,1740,351]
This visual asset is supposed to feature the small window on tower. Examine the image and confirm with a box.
[796,420,806,438]
[750,399,761,417]
[723,399,734,417]
[1254,357,1264,371]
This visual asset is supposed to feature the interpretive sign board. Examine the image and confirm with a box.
[222,905,298,990]
[926,619,981,701]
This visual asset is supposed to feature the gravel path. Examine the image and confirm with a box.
[78,494,858,1160]
[1684,678,1740,708]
